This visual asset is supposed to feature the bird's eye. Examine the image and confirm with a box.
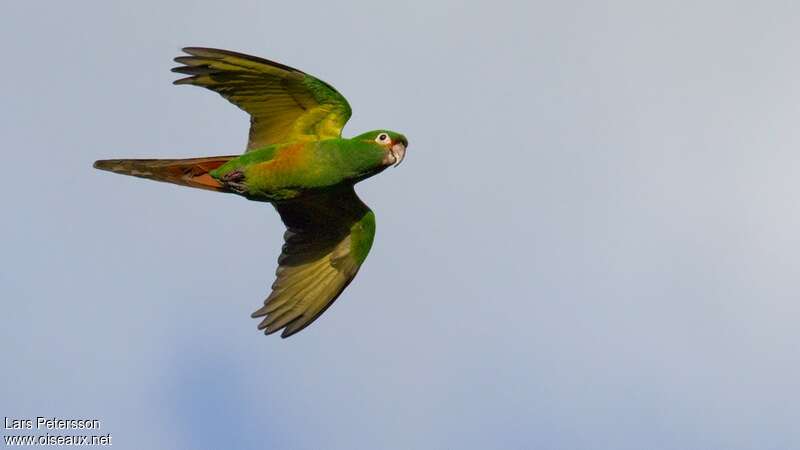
[375,133,389,143]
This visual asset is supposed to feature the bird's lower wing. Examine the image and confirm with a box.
[252,186,376,338]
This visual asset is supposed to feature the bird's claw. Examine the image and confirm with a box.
[221,170,248,194]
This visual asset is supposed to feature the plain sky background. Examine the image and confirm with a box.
[2,1,800,449]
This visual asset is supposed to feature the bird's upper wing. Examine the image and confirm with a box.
[172,47,352,151]
[251,187,376,338]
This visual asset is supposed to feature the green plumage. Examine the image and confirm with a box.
[93,47,407,338]
[211,137,391,201]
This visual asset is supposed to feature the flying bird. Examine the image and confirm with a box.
[94,47,407,338]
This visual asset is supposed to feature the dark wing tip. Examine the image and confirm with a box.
[280,319,306,338]
[93,159,117,171]
[251,306,268,319]
[179,46,304,74]
[172,76,195,85]
[280,329,296,339]
[264,327,282,336]
[171,66,215,76]
[181,46,218,56]
[173,56,198,65]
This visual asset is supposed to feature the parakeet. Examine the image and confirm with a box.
[94,47,407,338]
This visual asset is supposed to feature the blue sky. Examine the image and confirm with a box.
[2,1,800,449]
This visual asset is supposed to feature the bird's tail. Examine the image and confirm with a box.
[93,155,236,192]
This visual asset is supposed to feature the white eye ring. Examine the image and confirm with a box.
[375,133,390,144]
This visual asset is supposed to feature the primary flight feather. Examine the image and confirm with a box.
[94,47,407,338]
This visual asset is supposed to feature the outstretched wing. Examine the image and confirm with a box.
[172,47,352,151]
[252,187,376,338]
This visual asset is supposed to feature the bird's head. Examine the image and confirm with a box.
[354,130,408,167]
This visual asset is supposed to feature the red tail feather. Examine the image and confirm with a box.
[93,155,236,192]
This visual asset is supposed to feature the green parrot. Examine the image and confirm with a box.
[94,47,408,338]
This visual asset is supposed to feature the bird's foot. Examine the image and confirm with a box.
[221,170,248,194]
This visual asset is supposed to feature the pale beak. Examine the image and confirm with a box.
[390,140,407,167]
